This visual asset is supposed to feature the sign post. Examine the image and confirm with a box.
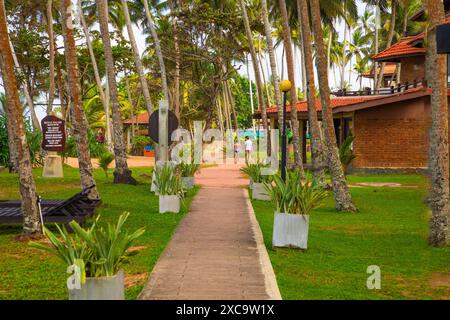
[158,100,169,163]
[41,114,66,178]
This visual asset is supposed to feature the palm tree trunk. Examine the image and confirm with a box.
[261,0,282,129]
[239,0,268,136]
[46,0,55,115]
[120,0,154,115]
[0,0,41,235]
[169,0,181,119]
[310,0,357,212]
[277,0,303,171]
[143,0,170,103]
[341,19,347,89]
[61,0,99,199]
[374,3,380,91]
[77,0,111,148]
[424,0,450,247]
[6,108,19,173]
[376,1,397,89]
[298,0,325,182]
[96,0,136,184]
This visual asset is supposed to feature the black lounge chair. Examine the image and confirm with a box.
[0,185,101,225]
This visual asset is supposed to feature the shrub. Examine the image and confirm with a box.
[240,162,272,183]
[0,114,9,167]
[152,162,183,196]
[61,130,108,159]
[265,172,329,215]
[131,135,152,156]
[98,152,114,177]
[339,133,357,175]
[179,162,200,177]
[30,213,145,279]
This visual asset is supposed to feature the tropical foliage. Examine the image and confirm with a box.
[152,163,184,196]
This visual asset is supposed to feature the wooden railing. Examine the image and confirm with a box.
[332,78,428,97]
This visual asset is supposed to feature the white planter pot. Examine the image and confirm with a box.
[272,212,309,249]
[182,177,195,190]
[159,195,180,213]
[69,269,124,300]
[252,182,271,201]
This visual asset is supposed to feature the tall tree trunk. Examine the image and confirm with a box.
[298,0,325,183]
[120,0,154,115]
[96,0,136,184]
[376,1,397,89]
[424,0,450,247]
[239,0,268,138]
[341,18,347,89]
[77,0,111,148]
[61,0,99,199]
[0,0,41,235]
[46,0,55,114]
[261,0,282,130]
[6,109,19,173]
[143,0,170,103]
[374,3,380,91]
[55,54,67,120]
[169,0,181,119]
[125,74,135,139]
[310,0,357,212]
[277,0,303,170]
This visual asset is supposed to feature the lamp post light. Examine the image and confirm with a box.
[280,80,292,182]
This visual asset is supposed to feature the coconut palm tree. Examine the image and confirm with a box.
[424,0,450,247]
[120,0,154,115]
[0,0,41,235]
[297,0,325,183]
[277,0,303,171]
[45,0,55,114]
[61,0,99,199]
[96,0,136,184]
[239,0,268,136]
[310,0,357,212]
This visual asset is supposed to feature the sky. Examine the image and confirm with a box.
[19,0,373,122]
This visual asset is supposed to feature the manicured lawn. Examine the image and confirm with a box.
[0,165,198,300]
[252,174,450,300]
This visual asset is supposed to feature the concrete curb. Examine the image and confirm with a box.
[243,189,282,300]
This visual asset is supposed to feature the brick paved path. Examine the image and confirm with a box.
[139,164,281,300]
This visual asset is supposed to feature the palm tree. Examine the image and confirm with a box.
[261,0,283,130]
[0,0,41,235]
[310,0,357,212]
[45,0,55,114]
[120,0,154,115]
[277,0,303,171]
[424,0,450,247]
[297,0,325,183]
[168,0,181,119]
[96,0,136,184]
[61,0,99,199]
[239,0,268,137]
[77,0,112,149]
[142,0,170,103]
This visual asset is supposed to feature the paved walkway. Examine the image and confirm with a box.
[139,164,281,300]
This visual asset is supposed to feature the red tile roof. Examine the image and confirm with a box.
[362,62,397,78]
[260,86,437,115]
[373,18,450,61]
[123,112,149,124]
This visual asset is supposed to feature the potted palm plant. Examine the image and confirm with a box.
[30,213,145,300]
[153,162,184,213]
[179,162,200,190]
[265,172,328,249]
[241,163,272,201]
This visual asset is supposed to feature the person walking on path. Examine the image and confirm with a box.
[245,136,253,164]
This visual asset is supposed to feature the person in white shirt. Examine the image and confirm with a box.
[244,136,253,163]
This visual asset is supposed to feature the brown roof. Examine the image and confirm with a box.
[123,112,149,125]
[362,62,397,78]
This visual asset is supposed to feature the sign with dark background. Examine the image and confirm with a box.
[41,115,66,152]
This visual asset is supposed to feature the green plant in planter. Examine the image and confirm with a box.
[179,162,200,177]
[265,172,329,215]
[339,133,357,175]
[98,151,114,177]
[153,163,184,196]
[240,162,272,183]
[30,213,145,279]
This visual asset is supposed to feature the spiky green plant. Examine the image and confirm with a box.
[153,163,184,196]
[30,213,145,279]
[179,162,200,177]
[240,162,272,183]
[98,151,114,177]
[264,172,329,215]
[339,133,357,175]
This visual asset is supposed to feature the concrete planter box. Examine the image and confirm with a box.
[182,177,195,190]
[252,182,271,201]
[272,212,309,249]
[69,269,124,300]
[159,195,180,213]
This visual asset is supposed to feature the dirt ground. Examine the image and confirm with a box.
[64,156,155,169]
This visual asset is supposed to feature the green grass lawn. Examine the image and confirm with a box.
[0,165,198,300]
[252,173,450,300]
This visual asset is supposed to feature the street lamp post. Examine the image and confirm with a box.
[280,80,292,182]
